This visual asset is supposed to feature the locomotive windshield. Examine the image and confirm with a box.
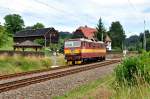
[65,41,81,48]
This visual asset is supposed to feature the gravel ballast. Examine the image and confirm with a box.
[0,63,118,99]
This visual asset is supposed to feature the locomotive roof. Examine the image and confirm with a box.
[66,38,104,43]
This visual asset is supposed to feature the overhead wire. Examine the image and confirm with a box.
[127,0,142,20]
[34,0,84,23]
[0,1,81,24]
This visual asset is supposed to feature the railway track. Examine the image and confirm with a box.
[0,65,68,80]
[0,60,120,93]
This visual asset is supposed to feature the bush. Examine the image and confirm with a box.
[34,39,45,46]
[115,52,150,86]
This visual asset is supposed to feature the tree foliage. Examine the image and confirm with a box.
[126,35,140,51]
[96,18,106,41]
[34,39,45,46]
[25,22,45,30]
[145,30,150,51]
[32,22,45,29]
[109,21,126,49]
[126,30,150,51]
[4,14,24,36]
[0,25,8,47]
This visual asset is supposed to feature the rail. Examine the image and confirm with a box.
[0,60,120,93]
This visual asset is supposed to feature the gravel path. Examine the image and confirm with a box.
[0,63,119,99]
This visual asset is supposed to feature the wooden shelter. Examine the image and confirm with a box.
[13,28,59,46]
[13,40,43,52]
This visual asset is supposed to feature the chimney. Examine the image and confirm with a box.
[85,25,88,28]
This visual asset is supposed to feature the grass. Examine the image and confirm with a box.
[0,54,66,75]
[53,52,150,99]
[111,84,150,99]
[0,55,52,75]
[53,75,114,99]
[50,54,66,66]
[53,74,150,99]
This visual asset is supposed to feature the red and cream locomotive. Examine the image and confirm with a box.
[64,38,106,65]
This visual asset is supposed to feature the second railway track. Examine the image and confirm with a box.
[0,60,120,93]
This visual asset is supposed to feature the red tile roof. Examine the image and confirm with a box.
[78,26,97,39]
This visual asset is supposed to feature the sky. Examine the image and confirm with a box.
[0,0,150,37]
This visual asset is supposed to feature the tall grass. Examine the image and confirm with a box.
[112,51,150,98]
[115,52,150,87]
[0,37,13,50]
[0,55,52,74]
[50,54,66,66]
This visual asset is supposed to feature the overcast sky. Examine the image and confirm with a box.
[0,0,150,37]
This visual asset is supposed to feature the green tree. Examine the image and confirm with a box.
[33,22,45,29]
[96,18,106,41]
[109,21,126,49]
[139,30,150,50]
[145,30,150,51]
[139,33,143,49]
[4,14,24,36]
[126,35,140,51]
[34,39,45,46]
[0,25,8,47]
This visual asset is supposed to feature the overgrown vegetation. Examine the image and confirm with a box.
[0,37,13,50]
[115,51,150,86]
[0,55,52,74]
[54,52,150,99]
[34,38,45,46]
[0,25,9,47]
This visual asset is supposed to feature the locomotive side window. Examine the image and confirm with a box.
[85,42,87,47]
[87,42,89,48]
[89,43,91,48]
[102,44,105,48]
[83,42,86,47]
[82,41,85,47]
[99,43,105,48]
[93,43,96,48]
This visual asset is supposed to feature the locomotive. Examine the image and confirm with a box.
[64,38,106,65]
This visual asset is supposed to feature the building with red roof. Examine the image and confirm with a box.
[73,25,97,40]
[73,25,112,51]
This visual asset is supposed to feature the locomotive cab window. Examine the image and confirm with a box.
[65,41,81,48]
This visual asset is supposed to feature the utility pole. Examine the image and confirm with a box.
[143,20,146,50]
[49,33,51,47]
[44,36,47,57]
